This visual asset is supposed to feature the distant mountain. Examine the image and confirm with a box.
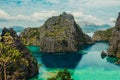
[78,21,94,27]
[12,26,25,32]
[78,21,112,33]
[0,26,25,33]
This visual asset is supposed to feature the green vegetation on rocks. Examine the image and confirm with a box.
[91,13,120,64]
[20,12,93,53]
[0,28,38,80]
[20,27,40,46]
[92,28,113,42]
[48,69,73,80]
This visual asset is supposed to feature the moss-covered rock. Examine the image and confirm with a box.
[20,12,93,53]
[0,28,38,80]
[92,28,113,42]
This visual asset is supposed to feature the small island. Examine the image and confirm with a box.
[20,12,93,53]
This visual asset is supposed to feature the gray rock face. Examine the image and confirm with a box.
[39,12,93,53]
[20,12,93,53]
[108,13,120,57]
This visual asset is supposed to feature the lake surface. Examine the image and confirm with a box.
[28,42,120,80]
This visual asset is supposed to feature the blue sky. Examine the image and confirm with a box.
[0,0,120,27]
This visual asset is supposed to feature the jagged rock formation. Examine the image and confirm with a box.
[0,28,38,80]
[108,13,120,57]
[39,12,93,53]
[20,12,93,53]
[92,28,113,42]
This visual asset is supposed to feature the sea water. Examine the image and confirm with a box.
[28,41,120,80]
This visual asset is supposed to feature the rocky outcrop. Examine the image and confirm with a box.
[101,51,107,59]
[39,12,93,53]
[20,27,41,46]
[92,28,113,42]
[20,12,93,53]
[108,12,120,57]
[0,28,38,80]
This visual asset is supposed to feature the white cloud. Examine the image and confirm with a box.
[32,11,59,21]
[0,9,30,21]
[69,11,105,25]
[0,0,119,27]
[109,17,116,22]
[0,9,112,25]
[0,9,10,20]
[45,0,60,3]
[68,0,120,7]
[15,14,30,21]
[0,9,59,22]
[85,0,120,7]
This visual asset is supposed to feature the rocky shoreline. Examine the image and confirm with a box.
[93,13,120,64]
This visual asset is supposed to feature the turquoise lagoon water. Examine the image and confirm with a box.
[28,42,120,80]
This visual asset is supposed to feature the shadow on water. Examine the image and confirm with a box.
[26,44,93,69]
[39,44,94,69]
[40,52,83,69]
[28,42,120,80]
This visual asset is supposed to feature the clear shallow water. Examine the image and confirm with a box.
[28,42,120,80]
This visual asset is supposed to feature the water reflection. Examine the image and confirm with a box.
[41,52,83,69]
[29,42,120,80]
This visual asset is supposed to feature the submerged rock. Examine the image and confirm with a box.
[101,51,107,59]
[0,28,38,80]
[108,12,120,57]
[20,12,93,53]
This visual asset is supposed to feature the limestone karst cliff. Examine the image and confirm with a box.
[108,13,120,57]
[20,12,93,53]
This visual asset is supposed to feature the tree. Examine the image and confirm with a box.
[48,69,73,80]
[0,43,22,80]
